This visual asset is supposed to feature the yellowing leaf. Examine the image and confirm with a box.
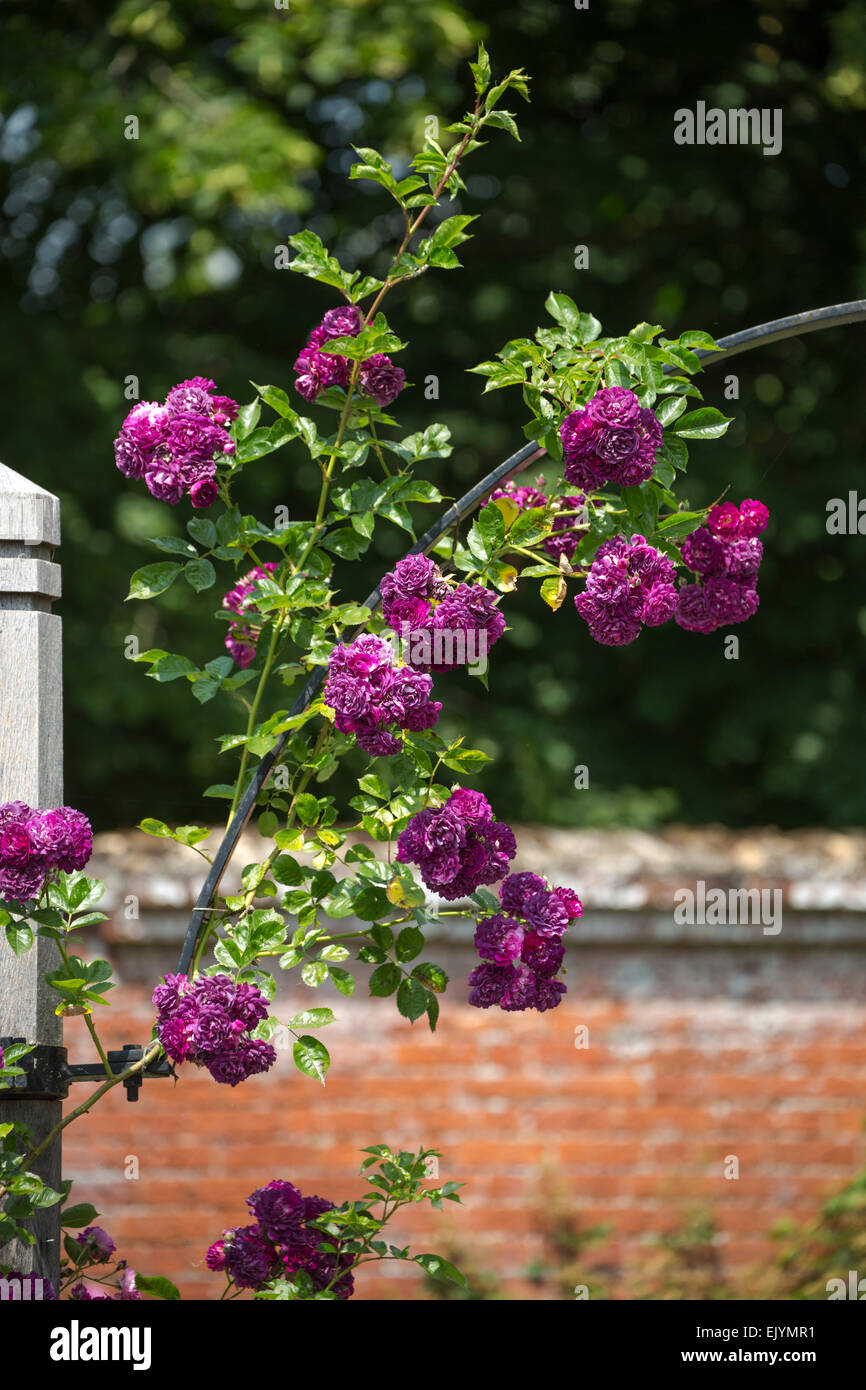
[491,496,521,529]
[386,877,411,907]
[540,575,567,612]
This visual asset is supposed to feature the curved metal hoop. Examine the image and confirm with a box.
[177,298,866,972]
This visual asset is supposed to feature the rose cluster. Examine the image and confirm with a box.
[575,534,677,646]
[222,561,279,669]
[152,973,276,1086]
[68,1227,142,1301]
[468,871,582,1013]
[561,385,662,490]
[207,1179,354,1298]
[675,499,768,634]
[294,305,405,407]
[0,801,92,902]
[114,377,238,509]
[491,482,590,563]
[380,553,505,672]
[324,633,441,756]
[397,788,516,901]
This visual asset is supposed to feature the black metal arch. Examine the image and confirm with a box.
[177,299,866,974]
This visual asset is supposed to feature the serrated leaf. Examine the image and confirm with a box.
[293,1035,330,1085]
[184,558,216,592]
[288,1008,335,1030]
[126,562,183,601]
[396,975,429,1022]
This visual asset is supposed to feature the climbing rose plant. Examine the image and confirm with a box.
[1,47,768,1299]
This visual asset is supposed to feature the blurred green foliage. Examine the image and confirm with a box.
[1,0,866,831]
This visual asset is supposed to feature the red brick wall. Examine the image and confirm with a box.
[61,937,866,1299]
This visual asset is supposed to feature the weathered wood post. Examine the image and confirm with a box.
[0,461,63,1289]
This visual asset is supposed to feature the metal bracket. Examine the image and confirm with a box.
[1,1038,172,1103]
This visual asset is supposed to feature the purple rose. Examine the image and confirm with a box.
[190,1006,233,1058]
[706,502,741,540]
[118,1268,142,1301]
[247,1179,307,1244]
[739,498,769,538]
[145,457,185,505]
[449,789,492,824]
[474,914,525,965]
[674,584,715,634]
[0,864,45,901]
[152,972,190,1019]
[594,426,640,466]
[319,305,363,340]
[468,962,515,1009]
[680,527,726,576]
[499,872,547,915]
[224,1225,278,1290]
[389,553,436,599]
[75,1226,117,1260]
[724,538,763,584]
[587,385,641,429]
[190,477,219,509]
[206,1238,227,1271]
[521,931,565,978]
[359,353,405,406]
[0,823,34,867]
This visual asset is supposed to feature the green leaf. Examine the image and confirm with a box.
[272,855,304,886]
[148,535,197,558]
[321,527,370,560]
[427,214,477,252]
[184,558,217,592]
[413,961,449,994]
[655,395,687,427]
[358,774,390,801]
[233,399,262,439]
[61,1202,100,1229]
[677,329,719,351]
[605,358,633,390]
[301,960,329,988]
[669,407,732,440]
[484,109,520,140]
[293,1035,330,1084]
[295,793,320,826]
[5,921,33,954]
[328,966,355,997]
[394,927,424,963]
[369,923,393,951]
[545,291,580,333]
[470,41,491,94]
[126,562,183,601]
[187,518,217,549]
[138,818,171,839]
[396,976,429,1022]
[414,1252,466,1286]
[252,383,298,421]
[287,1007,335,1030]
[655,510,705,539]
[147,653,198,683]
[135,1273,181,1301]
[368,963,401,997]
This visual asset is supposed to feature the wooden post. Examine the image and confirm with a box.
[0,461,63,1290]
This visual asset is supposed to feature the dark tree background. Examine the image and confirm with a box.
[1,0,864,831]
